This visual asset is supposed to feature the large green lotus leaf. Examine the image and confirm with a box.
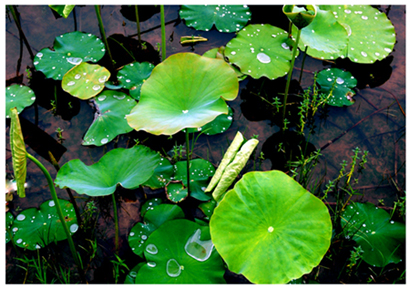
[126,53,239,136]
[55,145,160,196]
[283,5,317,29]
[9,107,27,198]
[33,31,106,80]
[180,5,251,33]
[225,24,295,80]
[316,68,357,107]
[166,182,189,203]
[49,5,75,18]
[341,202,405,267]
[142,157,174,189]
[294,8,348,55]
[210,170,332,284]
[82,91,135,146]
[203,47,247,81]
[10,199,78,250]
[134,219,225,284]
[311,5,396,63]
[6,85,36,118]
[62,62,110,100]
[186,105,233,135]
[6,212,14,243]
[117,62,155,100]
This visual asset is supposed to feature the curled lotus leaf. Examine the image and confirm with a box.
[210,170,332,284]
[6,85,36,118]
[33,31,105,80]
[126,53,239,136]
[179,5,251,33]
[55,145,160,196]
[117,62,155,100]
[283,5,317,29]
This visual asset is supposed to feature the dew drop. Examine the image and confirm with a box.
[281,42,290,50]
[34,61,39,65]
[268,226,274,233]
[66,57,82,65]
[98,95,106,101]
[92,85,101,91]
[12,227,18,232]
[182,110,189,114]
[166,259,181,277]
[70,224,79,233]
[327,77,333,82]
[147,262,156,268]
[16,239,23,244]
[361,15,368,20]
[227,116,233,120]
[67,81,76,86]
[113,94,126,100]
[16,214,26,221]
[362,224,366,227]
[336,77,345,84]
[230,51,236,55]
[256,52,271,64]
[101,138,109,144]
[146,244,158,255]
[184,229,214,262]
[36,52,43,58]
[74,74,81,80]
[141,235,148,240]
[49,200,55,207]
[345,9,351,13]
[390,220,395,224]
[361,51,368,57]
[35,244,41,249]
[384,48,392,53]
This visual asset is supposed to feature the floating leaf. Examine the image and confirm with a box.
[316,68,357,107]
[82,91,135,146]
[126,53,239,136]
[62,62,110,100]
[6,85,36,118]
[10,199,78,250]
[33,31,106,80]
[55,146,160,196]
[225,24,295,80]
[141,198,163,218]
[283,5,317,29]
[49,5,75,18]
[210,170,332,284]
[128,222,157,258]
[179,5,251,33]
[341,202,405,267]
[142,157,174,189]
[117,62,155,100]
[198,199,217,220]
[134,219,225,284]
[125,263,145,284]
[144,204,185,228]
[203,47,247,81]
[166,182,189,203]
[186,105,233,135]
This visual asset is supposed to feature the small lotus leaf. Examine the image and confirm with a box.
[203,47,247,81]
[82,91,135,146]
[314,5,396,63]
[144,204,185,228]
[225,24,295,80]
[179,5,251,33]
[10,199,78,250]
[117,62,155,100]
[124,263,145,284]
[187,105,233,135]
[141,198,163,217]
[49,5,75,18]
[198,199,217,220]
[33,31,106,80]
[283,5,317,29]
[166,182,189,203]
[128,222,157,257]
[341,202,405,267]
[316,68,357,107]
[6,85,36,118]
[6,212,14,243]
[55,145,160,196]
[126,53,239,136]
[62,62,110,100]
[142,157,174,189]
[210,170,332,284]
[134,219,225,284]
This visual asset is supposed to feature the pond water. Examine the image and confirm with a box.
[5,5,405,284]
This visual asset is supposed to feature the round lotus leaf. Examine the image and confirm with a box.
[6,84,36,118]
[142,157,174,189]
[166,182,189,203]
[82,91,135,146]
[128,222,157,258]
[203,47,247,81]
[10,199,78,250]
[33,31,106,80]
[62,62,110,100]
[225,24,295,80]
[210,170,332,284]
[180,5,251,33]
[141,198,163,218]
[126,53,239,136]
[316,68,357,107]
[134,219,225,284]
[55,145,160,196]
[144,204,185,228]
[283,5,317,29]
[341,202,405,267]
[117,62,155,100]
[187,105,233,135]
[312,5,396,63]
[6,212,14,243]
[294,8,348,56]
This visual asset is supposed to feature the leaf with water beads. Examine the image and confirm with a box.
[341,202,405,267]
[186,105,234,135]
[179,5,251,33]
[6,85,36,118]
[62,62,110,100]
[166,182,189,203]
[33,31,106,80]
[117,62,155,100]
[142,157,174,189]
[128,222,157,258]
[82,91,135,146]
[10,199,78,250]
[203,47,247,81]
[316,68,357,107]
[144,204,185,228]
[283,5,317,30]
[141,198,163,217]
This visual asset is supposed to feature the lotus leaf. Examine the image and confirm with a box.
[166,182,188,203]
[10,199,78,250]
[198,199,217,220]
[124,263,145,284]
[126,53,239,135]
[203,47,247,81]
[173,159,215,201]
[117,62,155,100]
[55,145,160,196]
[49,5,75,18]
[316,68,357,107]
[210,170,332,284]
[283,5,317,29]
[62,62,110,100]
[142,157,174,189]
[341,202,405,267]
[128,222,157,258]
[82,91,135,146]
[33,31,106,80]
[6,85,36,118]
[141,198,163,217]
[225,24,295,80]
[144,204,185,228]
[179,5,251,33]
[6,212,14,243]
[134,219,225,284]
[312,5,396,63]
[9,107,27,198]
[186,106,233,135]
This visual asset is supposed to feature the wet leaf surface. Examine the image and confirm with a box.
[117,62,155,100]
[6,85,36,118]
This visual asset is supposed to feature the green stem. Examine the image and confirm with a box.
[160,5,166,61]
[112,193,119,255]
[94,5,115,70]
[282,28,302,124]
[135,5,142,47]
[298,46,308,84]
[185,129,191,194]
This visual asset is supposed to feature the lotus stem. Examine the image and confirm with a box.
[8,5,35,60]
[94,5,115,70]
[160,5,166,61]
[282,28,302,124]
[298,46,308,84]
[185,129,191,194]
[135,5,142,47]
[112,193,119,255]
